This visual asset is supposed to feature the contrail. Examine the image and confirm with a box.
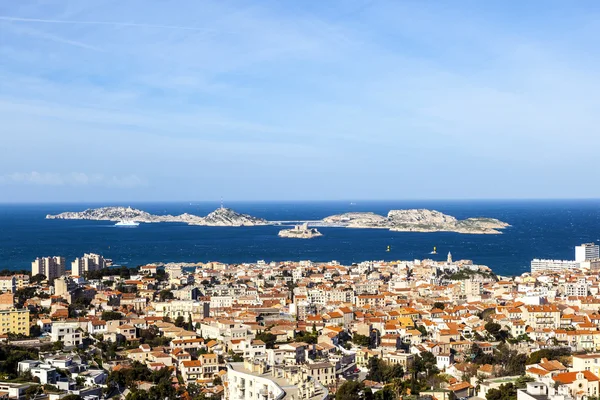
[0,16,213,32]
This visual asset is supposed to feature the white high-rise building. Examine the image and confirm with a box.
[31,256,66,280]
[530,259,580,273]
[575,243,599,262]
[71,253,106,277]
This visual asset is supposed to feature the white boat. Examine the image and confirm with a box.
[115,220,139,227]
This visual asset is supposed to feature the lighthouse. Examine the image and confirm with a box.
[447,251,452,263]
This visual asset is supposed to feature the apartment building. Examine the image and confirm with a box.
[13,275,29,290]
[32,256,66,280]
[181,354,218,382]
[153,299,210,320]
[572,354,600,376]
[531,259,580,274]
[50,322,82,347]
[521,305,561,329]
[0,308,30,335]
[0,277,16,294]
[303,362,336,387]
[575,243,600,262]
[225,361,327,400]
[71,253,106,277]
[566,279,589,297]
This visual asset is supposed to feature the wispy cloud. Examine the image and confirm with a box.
[0,16,220,33]
[0,172,147,188]
[2,21,102,51]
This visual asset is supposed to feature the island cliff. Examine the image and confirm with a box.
[322,209,509,234]
[46,207,509,234]
[46,206,268,227]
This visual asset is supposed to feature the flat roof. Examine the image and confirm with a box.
[228,363,325,400]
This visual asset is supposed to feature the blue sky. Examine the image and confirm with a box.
[1,0,600,202]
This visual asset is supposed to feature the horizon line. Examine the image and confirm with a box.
[1,197,600,205]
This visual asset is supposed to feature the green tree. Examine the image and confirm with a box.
[433,302,445,310]
[336,381,364,400]
[30,274,46,284]
[61,395,83,400]
[527,348,571,365]
[52,340,65,351]
[352,334,371,347]
[158,290,174,302]
[255,332,277,349]
[125,389,148,400]
[486,383,516,400]
[374,386,396,400]
[485,321,501,336]
[515,376,535,388]
[471,343,494,364]
[415,352,439,377]
[24,385,41,400]
[367,357,386,382]
[29,324,42,338]
[174,316,185,328]
[101,311,123,321]
[504,353,527,376]
[367,357,405,384]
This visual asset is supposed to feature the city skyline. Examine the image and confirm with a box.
[2,1,600,202]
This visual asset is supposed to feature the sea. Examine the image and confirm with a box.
[1,200,599,277]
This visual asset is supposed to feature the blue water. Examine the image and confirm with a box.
[0,200,599,276]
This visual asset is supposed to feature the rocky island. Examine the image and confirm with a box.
[278,223,323,239]
[46,206,509,234]
[46,206,268,227]
[322,209,509,234]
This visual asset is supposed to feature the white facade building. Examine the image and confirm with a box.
[566,279,589,297]
[0,277,16,293]
[32,256,66,280]
[576,243,600,262]
[531,259,580,273]
[225,361,327,400]
[50,322,82,347]
[71,253,106,277]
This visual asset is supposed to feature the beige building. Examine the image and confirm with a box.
[181,354,219,382]
[32,256,66,280]
[13,275,30,290]
[552,371,600,399]
[0,276,16,293]
[54,276,77,297]
[572,354,600,376]
[520,305,561,329]
[0,308,30,335]
[303,362,336,387]
[0,293,14,311]
[71,253,106,277]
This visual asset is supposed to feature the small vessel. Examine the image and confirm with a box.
[386,245,391,252]
[430,246,437,254]
[115,220,139,227]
